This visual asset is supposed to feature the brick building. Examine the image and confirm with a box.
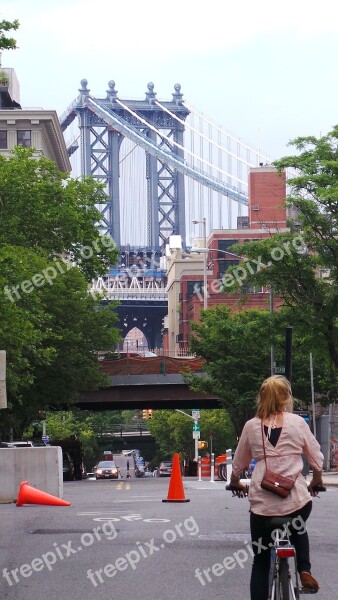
[164,166,288,356]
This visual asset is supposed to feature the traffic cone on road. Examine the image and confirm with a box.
[16,481,71,507]
[162,454,190,503]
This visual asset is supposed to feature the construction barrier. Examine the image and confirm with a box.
[332,438,338,469]
[215,454,227,480]
[200,456,211,478]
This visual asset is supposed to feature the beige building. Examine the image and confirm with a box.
[0,67,70,172]
[165,235,205,357]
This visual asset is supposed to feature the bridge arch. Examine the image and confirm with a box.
[116,301,167,350]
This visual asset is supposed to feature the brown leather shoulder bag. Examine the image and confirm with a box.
[260,420,296,498]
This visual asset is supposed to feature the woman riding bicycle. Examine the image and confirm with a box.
[230,375,324,599]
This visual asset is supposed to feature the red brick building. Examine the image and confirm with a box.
[165,166,287,356]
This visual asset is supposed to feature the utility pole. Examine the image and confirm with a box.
[310,352,316,438]
[0,351,7,409]
[285,326,293,383]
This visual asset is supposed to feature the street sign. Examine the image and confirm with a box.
[192,423,200,432]
[274,366,285,374]
[42,435,49,443]
[192,431,201,440]
[192,409,200,420]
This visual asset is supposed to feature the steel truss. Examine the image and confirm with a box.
[60,80,249,251]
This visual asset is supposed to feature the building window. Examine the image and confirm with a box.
[0,130,7,149]
[218,239,237,257]
[17,130,31,147]
[218,259,240,279]
[187,280,203,299]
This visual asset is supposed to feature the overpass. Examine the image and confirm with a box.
[78,356,221,410]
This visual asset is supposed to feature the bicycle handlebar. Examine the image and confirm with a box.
[225,482,326,498]
[225,483,249,498]
[309,484,326,497]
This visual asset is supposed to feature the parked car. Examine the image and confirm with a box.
[95,460,119,480]
[157,461,173,477]
[63,451,75,481]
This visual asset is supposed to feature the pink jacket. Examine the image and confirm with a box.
[232,412,324,516]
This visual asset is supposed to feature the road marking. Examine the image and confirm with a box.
[86,513,172,524]
[77,511,131,515]
[77,546,82,551]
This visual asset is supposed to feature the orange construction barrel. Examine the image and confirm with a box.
[215,454,227,480]
[200,457,211,478]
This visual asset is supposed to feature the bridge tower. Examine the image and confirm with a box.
[65,79,190,251]
[60,80,250,351]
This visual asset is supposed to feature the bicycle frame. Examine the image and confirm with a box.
[268,525,300,600]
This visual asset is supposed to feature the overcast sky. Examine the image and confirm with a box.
[2,0,338,161]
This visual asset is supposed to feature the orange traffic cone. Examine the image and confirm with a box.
[16,481,71,507]
[162,454,190,503]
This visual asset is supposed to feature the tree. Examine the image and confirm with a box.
[147,408,234,460]
[31,409,130,470]
[0,148,117,279]
[0,19,19,51]
[184,307,273,436]
[184,305,333,436]
[0,149,121,438]
[224,127,338,381]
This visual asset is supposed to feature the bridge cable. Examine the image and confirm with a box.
[185,102,273,164]
[86,96,248,203]
[115,98,246,188]
[155,100,257,171]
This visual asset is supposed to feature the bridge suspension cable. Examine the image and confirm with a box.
[185,102,272,164]
[85,96,248,204]
[115,98,246,188]
[154,99,261,171]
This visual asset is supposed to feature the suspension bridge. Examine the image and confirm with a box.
[60,80,272,349]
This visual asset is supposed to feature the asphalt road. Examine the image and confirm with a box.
[1,469,337,600]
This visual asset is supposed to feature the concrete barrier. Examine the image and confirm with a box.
[0,446,63,503]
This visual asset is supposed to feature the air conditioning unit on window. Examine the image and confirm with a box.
[253,205,260,211]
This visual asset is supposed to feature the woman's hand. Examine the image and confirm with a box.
[226,478,249,498]
[308,469,324,496]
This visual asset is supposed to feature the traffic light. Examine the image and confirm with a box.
[142,409,148,420]
[142,409,153,420]
[198,441,208,449]
[148,409,153,419]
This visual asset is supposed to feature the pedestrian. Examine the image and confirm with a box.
[229,375,324,599]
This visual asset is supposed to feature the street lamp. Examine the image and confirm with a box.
[192,218,207,310]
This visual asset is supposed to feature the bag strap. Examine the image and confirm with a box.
[261,420,268,469]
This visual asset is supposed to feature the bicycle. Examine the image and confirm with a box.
[226,482,326,599]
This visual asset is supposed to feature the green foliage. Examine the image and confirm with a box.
[184,305,335,436]
[0,70,9,85]
[0,148,117,279]
[185,306,272,436]
[0,19,19,51]
[224,127,338,374]
[147,408,235,459]
[27,409,131,469]
[0,148,121,439]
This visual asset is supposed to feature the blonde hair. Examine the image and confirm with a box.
[256,375,293,420]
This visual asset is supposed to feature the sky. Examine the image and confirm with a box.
[2,0,338,161]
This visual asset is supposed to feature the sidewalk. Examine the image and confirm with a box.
[322,470,338,486]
